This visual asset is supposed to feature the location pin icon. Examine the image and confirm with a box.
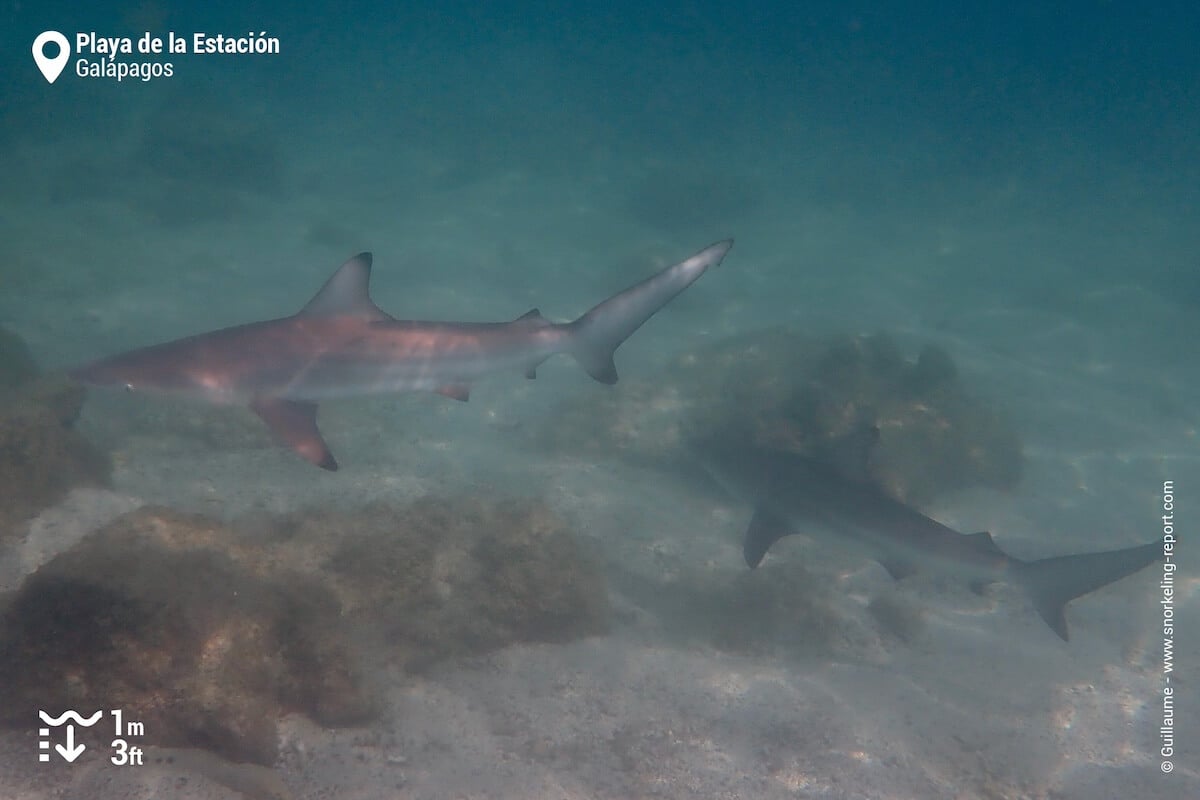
[32,31,70,84]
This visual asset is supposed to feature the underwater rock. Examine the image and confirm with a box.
[250,495,611,671]
[0,346,110,545]
[0,506,369,765]
[0,495,608,764]
[777,332,1023,504]
[541,329,1022,504]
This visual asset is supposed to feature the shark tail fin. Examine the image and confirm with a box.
[567,240,732,384]
[1013,540,1161,641]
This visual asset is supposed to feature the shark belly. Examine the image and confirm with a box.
[272,324,568,401]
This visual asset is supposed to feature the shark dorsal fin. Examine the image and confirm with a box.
[300,253,390,320]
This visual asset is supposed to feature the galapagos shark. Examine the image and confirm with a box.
[697,427,1162,641]
[70,240,733,470]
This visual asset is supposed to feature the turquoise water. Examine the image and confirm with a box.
[1,3,1196,798]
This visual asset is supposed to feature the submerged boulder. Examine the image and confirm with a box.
[0,324,110,544]
[0,507,367,765]
[0,495,609,764]
[250,496,611,671]
[541,329,1022,504]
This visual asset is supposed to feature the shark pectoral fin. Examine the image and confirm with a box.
[878,558,918,581]
[743,504,792,569]
[435,384,471,402]
[250,397,338,471]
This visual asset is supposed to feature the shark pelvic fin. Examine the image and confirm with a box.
[251,397,338,471]
[436,384,471,402]
[300,252,390,321]
[1014,540,1161,641]
[878,557,918,581]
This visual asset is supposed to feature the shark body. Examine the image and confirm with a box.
[70,240,733,469]
[697,427,1161,641]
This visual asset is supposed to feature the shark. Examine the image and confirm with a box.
[69,240,733,470]
[696,426,1162,641]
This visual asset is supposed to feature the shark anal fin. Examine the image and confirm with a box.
[435,384,471,402]
[743,504,792,569]
[525,356,550,380]
[251,397,338,471]
[878,557,918,581]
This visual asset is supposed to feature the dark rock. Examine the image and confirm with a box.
[253,496,611,672]
[0,495,609,764]
[541,329,1022,505]
[0,506,369,765]
[0,372,110,544]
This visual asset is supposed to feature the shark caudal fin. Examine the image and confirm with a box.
[568,240,732,383]
[1014,540,1162,640]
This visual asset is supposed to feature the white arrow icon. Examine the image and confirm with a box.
[55,725,85,762]
[32,31,71,84]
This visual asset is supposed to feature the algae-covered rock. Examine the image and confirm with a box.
[0,370,110,544]
[251,496,611,671]
[541,329,1022,504]
[0,506,368,765]
[0,494,609,764]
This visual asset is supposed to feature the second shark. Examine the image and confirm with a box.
[697,426,1161,641]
